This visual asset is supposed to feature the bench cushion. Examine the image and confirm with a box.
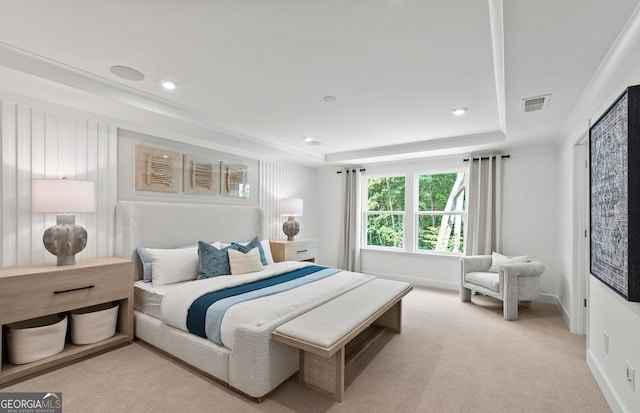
[274,278,411,349]
[465,271,499,292]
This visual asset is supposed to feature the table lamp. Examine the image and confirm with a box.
[280,198,303,241]
[32,178,96,266]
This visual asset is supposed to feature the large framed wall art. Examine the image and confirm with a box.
[589,85,640,302]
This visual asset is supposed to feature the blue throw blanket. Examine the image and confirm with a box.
[186,265,340,343]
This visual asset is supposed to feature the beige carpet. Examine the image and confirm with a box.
[3,287,611,413]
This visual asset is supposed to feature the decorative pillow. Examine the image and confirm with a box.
[228,247,264,275]
[137,247,153,283]
[230,236,268,266]
[138,242,204,283]
[198,241,231,279]
[146,247,199,287]
[260,239,274,264]
[488,252,529,273]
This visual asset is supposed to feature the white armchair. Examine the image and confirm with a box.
[460,254,545,321]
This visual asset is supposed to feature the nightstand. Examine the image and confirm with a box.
[270,239,317,263]
[0,257,134,386]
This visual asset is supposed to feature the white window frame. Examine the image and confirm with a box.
[413,169,467,256]
[362,174,407,251]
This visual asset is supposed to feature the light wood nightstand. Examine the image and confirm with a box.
[0,257,134,386]
[270,239,317,263]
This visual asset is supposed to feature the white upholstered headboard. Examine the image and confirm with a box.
[115,201,264,280]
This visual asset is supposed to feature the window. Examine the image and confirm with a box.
[362,170,466,254]
[417,172,466,253]
[365,176,405,248]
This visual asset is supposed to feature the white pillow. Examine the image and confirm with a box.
[488,252,529,273]
[261,239,274,264]
[228,248,264,275]
[147,247,199,287]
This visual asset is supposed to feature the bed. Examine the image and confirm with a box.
[115,200,410,401]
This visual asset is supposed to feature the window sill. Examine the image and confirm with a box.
[360,246,463,258]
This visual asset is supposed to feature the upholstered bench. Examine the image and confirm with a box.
[271,278,412,401]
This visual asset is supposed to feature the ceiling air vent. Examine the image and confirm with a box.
[521,94,550,113]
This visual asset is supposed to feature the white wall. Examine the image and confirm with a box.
[259,160,318,242]
[556,140,574,326]
[0,96,117,267]
[317,149,559,301]
[118,132,320,243]
[501,145,558,302]
[0,90,320,270]
[555,19,640,412]
[316,167,342,267]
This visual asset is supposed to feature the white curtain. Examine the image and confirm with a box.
[466,156,503,255]
[338,168,363,272]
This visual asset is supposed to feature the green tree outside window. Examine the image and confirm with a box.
[366,176,405,248]
[364,172,465,253]
[417,173,465,253]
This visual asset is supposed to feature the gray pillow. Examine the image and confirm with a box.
[487,252,529,273]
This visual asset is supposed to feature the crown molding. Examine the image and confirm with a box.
[559,2,640,144]
[325,131,505,163]
[0,41,325,162]
[489,0,506,134]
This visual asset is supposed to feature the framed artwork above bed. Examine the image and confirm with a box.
[221,162,249,198]
[135,144,181,193]
[119,129,260,205]
[183,154,220,195]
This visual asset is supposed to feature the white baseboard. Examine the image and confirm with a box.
[365,271,561,308]
[587,349,627,413]
[537,292,558,305]
[556,296,572,332]
[363,270,460,291]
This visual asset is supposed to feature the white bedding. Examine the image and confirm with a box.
[160,261,374,349]
[134,280,191,320]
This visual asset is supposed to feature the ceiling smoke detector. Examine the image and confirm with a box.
[522,94,550,113]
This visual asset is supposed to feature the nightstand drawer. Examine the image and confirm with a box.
[270,239,317,263]
[0,260,133,324]
[284,240,316,261]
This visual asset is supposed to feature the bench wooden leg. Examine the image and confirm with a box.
[299,347,345,402]
[373,300,402,334]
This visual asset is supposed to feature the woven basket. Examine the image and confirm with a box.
[70,302,119,345]
[6,314,67,365]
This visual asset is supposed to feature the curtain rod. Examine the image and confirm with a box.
[337,168,366,174]
[463,154,510,162]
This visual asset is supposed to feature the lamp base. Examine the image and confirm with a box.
[43,214,88,266]
[57,255,77,266]
[283,216,300,241]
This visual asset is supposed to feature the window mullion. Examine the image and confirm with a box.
[404,173,414,252]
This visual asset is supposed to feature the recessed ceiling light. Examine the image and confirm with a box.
[109,65,145,81]
[451,107,467,116]
[323,96,336,102]
[303,136,313,142]
[161,80,177,90]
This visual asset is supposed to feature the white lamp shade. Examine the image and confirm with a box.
[279,198,303,216]
[32,179,96,213]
